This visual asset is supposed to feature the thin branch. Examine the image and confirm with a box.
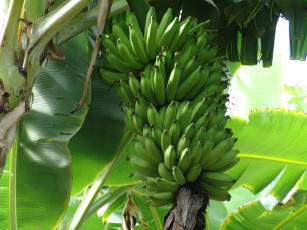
[67,129,134,230]
[72,0,113,113]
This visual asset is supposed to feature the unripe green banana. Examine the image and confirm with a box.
[169,121,181,144]
[158,17,180,51]
[128,73,141,97]
[164,145,177,170]
[190,141,203,163]
[144,7,155,40]
[132,114,143,135]
[176,66,203,100]
[176,134,190,155]
[158,162,174,181]
[178,148,191,173]
[156,8,173,46]
[140,73,158,105]
[145,14,158,59]
[191,126,205,147]
[144,135,163,162]
[164,101,179,129]
[166,62,181,102]
[142,124,151,137]
[129,155,157,174]
[161,129,172,152]
[101,35,121,57]
[200,138,214,167]
[200,172,236,186]
[157,177,179,192]
[117,80,135,103]
[214,158,240,172]
[189,20,210,34]
[129,25,149,63]
[149,192,175,206]
[117,38,143,70]
[135,99,147,121]
[172,166,186,185]
[147,103,160,127]
[173,16,192,50]
[100,69,128,83]
[151,126,163,146]
[185,68,210,100]
[205,149,239,171]
[153,66,166,105]
[200,182,231,201]
[181,55,199,80]
[202,139,237,168]
[184,122,195,137]
[186,164,202,183]
[145,176,159,187]
[105,50,132,73]
[112,24,134,54]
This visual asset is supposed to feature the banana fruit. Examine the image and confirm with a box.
[100,7,240,205]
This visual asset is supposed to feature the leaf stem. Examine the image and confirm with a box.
[272,203,307,230]
[67,128,134,230]
[237,154,307,167]
[150,206,163,230]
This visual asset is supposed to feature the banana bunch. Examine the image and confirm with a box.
[100,8,239,206]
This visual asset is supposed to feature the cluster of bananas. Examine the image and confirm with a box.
[100,8,239,206]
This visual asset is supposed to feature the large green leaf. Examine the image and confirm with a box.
[0,35,89,230]
[227,108,307,201]
[221,196,307,230]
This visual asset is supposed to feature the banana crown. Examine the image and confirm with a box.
[100,7,239,206]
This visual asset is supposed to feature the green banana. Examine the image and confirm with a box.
[151,126,163,148]
[176,66,203,100]
[128,73,141,97]
[100,69,128,83]
[164,101,178,129]
[161,129,172,152]
[202,139,237,168]
[147,103,160,127]
[166,62,181,102]
[200,138,214,168]
[214,158,240,172]
[105,51,132,73]
[169,121,181,144]
[184,122,195,137]
[129,25,149,63]
[158,162,174,181]
[157,177,179,192]
[153,66,166,105]
[129,155,157,174]
[117,38,143,70]
[112,24,134,54]
[140,73,158,105]
[190,141,203,163]
[144,135,163,162]
[158,17,180,51]
[178,148,191,173]
[101,35,121,57]
[176,134,190,155]
[205,149,239,171]
[173,16,192,50]
[200,182,231,201]
[164,145,177,170]
[156,8,173,47]
[149,192,175,206]
[135,99,147,121]
[200,172,236,186]
[145,14,158,59]
[186,164,202,183]
[132,114,143,135]
[144,7,155,40]
[172,166,186,185]
[191,126,205,147]
[117,80,134,103]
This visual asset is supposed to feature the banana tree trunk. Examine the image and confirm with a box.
[164,186,209,230]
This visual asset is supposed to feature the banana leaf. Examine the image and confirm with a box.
[227,108,307,201]
[0,35,89,229]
